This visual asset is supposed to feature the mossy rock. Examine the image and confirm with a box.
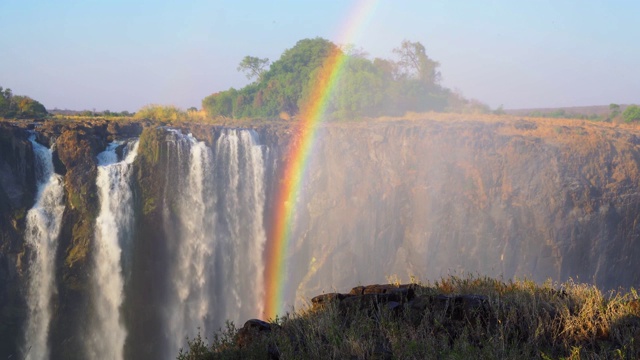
[65,221,92,268]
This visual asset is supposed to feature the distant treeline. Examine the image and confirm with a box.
[49,108,134,118]
[510,103,640,123]
[202,37,484,121]
[0,86,47,119]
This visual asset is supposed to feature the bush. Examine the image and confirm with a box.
[623,104,640,123]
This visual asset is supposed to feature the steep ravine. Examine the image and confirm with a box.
[1,117,640,359]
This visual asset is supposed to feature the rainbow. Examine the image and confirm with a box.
[263,0,379,319]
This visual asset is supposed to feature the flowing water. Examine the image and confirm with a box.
[164,129,266,358]
[86,140,139,360]
[23,135,65,360]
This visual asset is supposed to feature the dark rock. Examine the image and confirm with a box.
[311,292,353,310]
[236,319,279,359]
[236,319,273,348]
[349,283,417,301]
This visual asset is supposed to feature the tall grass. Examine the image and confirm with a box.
[178,275,640,359]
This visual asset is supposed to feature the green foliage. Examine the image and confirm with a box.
[237,56,270,82]
[392,40,440,85]
[0,86,48,119]
[623,104,640,123]
[202,89,237,118]
[610,103,621,118]
[202,38,453,121]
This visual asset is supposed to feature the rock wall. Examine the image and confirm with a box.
[283,119,640,306]
[1,116,640,358]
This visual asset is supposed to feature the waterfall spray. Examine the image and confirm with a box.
[86,140,139,360]
[23,135,65,360]
[164,129,266,359]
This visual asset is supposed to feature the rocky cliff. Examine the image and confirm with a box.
[284,118,640,305]
[1,115,640,359]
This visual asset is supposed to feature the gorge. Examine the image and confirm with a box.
[1,116,640,359]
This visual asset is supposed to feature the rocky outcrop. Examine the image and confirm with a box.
[236,284,499,359]
[233,282,640,359]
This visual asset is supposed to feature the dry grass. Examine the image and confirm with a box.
[178,275,640,360]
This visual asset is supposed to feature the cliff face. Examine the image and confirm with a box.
[283,118,640,305]
[0,124,35,356]
[1,116,640,359]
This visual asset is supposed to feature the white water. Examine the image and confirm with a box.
[214,130,267,321]
[165,129,267,358]
[86,140,139,360]
[23,135,65,360]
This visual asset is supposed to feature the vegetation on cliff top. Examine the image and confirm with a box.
[202,38,479,121]
[178,275,640,359]
[0,86,47,119]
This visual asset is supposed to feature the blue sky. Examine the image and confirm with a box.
[1,0,639,112]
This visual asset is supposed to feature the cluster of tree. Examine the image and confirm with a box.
[607,103,640,123]
[0,86,48,119]
[78,109,134,117]
[49,108,135,117]
[202,38,463,120]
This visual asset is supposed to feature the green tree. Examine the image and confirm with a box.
[623,104,640,123]
[610,103,621,118]
[301,55,385,119]
[202,89,237,117]
[202,37,456,120]
[237,56,270,82]
[393,40,440,85]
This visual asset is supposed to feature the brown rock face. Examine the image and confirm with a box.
[277,117,640,306]
[0,122,36,357]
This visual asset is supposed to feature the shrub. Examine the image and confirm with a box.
[623,104,640,123]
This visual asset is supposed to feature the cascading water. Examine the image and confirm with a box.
[164,129,267,358]
[23,135,65,360]
[86,140,139,360]
[213,130,267,321]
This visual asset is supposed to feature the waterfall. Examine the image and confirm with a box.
[214,130,267,321]
[165,129,266,358]
[86,140,139,360]
[165,131,214,356]
[23,135,65,360]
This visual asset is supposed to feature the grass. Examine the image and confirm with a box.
[178,275,640,359]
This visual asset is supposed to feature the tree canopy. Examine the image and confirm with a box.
[202,38,458,120]
[623,105,640,123]
[0,86,48,119]
[237,56,270,82]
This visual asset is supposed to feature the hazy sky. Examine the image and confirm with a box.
[1,0,639,112]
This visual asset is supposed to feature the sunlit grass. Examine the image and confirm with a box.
[178,275,640,359]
